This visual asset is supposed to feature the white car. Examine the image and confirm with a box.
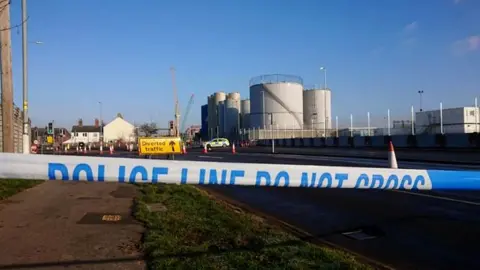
[203,138,230,149]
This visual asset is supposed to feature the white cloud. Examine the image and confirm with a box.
[403,21,418,33]
[453,35,480,55]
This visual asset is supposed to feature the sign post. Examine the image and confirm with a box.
[138,137,182,160]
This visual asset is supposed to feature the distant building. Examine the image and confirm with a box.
[64,118,102,144]
[31,127,71,145]
[415,107,480,134]
[185,125,201,141]
[200,104,208,139]
[103,113,135,143]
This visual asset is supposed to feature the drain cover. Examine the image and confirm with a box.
[77,212,137,225]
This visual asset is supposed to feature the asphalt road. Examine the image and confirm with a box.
[160,148,480,270]
[227,146,480,164]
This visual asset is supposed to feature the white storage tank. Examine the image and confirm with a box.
[207,92,226,137]
[217,101,225,137]
[249,74,304,129]
[240,99,251,129]
[225,92,241,136]
[207,95,215,138]
[303,88,332,129]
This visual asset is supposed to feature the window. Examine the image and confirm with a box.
[93,133,98,137]
[83,133,88,137]
[74,132,78,137]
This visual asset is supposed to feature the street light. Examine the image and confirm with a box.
[22,0,45,154]
[418,90,424,112]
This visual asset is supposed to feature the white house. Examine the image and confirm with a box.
[103,114,135,143]
[64,119,102,145]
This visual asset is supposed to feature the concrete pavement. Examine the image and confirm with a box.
[0,181,145,270]
[176,149,480,269]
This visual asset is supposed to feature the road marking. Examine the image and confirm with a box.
[392,190,480,206]
[198,155,223,159]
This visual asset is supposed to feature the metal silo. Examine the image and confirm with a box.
[303,88,332,130]
[207,92,226,138]
[240,99,251,129]
[217,101,225,137]
[225,92,241,137]
[207,95,215,138]
[249,74,304,129]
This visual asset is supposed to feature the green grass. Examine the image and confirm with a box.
[135,184,371,270]
[0,179,43,200]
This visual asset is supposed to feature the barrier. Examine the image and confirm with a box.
[0,153,479,190]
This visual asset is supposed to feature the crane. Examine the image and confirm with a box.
[170,67,180,137]
[180,94,195,139]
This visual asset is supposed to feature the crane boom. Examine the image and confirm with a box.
[180,94,195,136]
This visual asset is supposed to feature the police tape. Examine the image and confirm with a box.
[0,153,479,190]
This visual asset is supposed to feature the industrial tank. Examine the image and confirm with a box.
[207,92,226,137]
[217,101,225,137]
[240,99,251,129]
[303,88,332,129]
[225,92,241,136]
[207,95,214,137]
[249,74,304,129]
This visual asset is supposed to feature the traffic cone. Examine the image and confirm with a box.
[388,141,398,169]
[100,145,104,155]
[202,144,208,154]
[182,144,187,154]
[232,143,236,154]
[110,146,114,155]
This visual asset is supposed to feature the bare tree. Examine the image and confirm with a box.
[139,123,159,137]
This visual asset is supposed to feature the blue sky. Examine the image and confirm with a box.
[7,0,480,128]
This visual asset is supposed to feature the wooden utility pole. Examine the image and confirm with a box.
[0,1,14,153]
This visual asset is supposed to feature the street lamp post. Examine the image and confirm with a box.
[418,90,424,112]
[99,101,103,141]
[21,0,29,154]
[21,0,44,154]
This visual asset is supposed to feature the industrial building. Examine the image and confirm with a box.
[200,73,333,140]
[415,107,480,134]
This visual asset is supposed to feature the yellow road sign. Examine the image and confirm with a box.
[46,135,54,144]
[138,137,182,155]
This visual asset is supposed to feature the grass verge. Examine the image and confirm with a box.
[0,179,43,200]
[135,184,371,269]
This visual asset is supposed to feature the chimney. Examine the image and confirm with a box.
[78,118,83,127]
[94,118,100,127]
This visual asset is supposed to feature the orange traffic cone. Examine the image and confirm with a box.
[202,144,208,154]
[388,141,398,169]
[182,144,187,154]
[232,143,236,154]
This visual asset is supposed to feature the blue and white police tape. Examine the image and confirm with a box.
[0,153,479,190]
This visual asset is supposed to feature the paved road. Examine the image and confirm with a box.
[172,148,480,270]
[227,146,480,164]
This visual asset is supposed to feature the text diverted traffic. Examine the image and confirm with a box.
[47,162,431,190]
